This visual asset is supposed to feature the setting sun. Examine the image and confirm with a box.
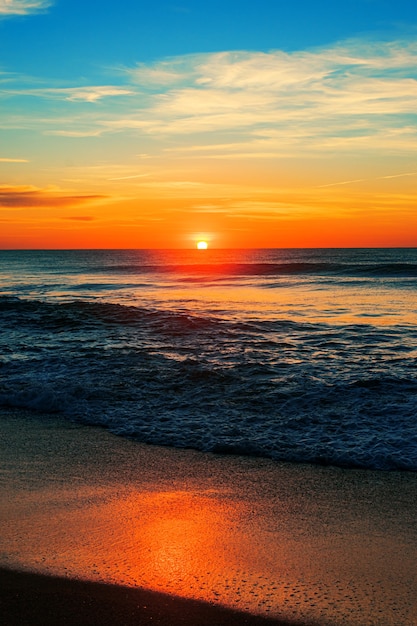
[197,241,208,250]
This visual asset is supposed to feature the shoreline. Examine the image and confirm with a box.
[1,409,417,625]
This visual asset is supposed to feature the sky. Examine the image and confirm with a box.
[1,0,417,249]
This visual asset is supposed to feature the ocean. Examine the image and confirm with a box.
[1,247,416,471]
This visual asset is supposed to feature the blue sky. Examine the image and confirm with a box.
[1,1,416,78]
[1,0,417,248]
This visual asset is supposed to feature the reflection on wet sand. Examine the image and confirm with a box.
[1,413,417,625]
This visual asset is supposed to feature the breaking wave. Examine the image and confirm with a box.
[1,293,416,471]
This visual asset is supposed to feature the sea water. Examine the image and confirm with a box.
[1,248,416,470]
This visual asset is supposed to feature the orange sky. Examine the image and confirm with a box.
[1,4,417,248]
[2,172,416,249]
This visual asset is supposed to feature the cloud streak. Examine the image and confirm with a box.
[0,157,29,162]
[63,216,96,221]
[2,85,133,102]
[318,171,417,188]
[0,185,107,208]
[0,0,52,16]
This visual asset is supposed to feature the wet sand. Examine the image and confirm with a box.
[1,410,416,625]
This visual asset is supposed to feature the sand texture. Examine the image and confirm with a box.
[1,410,416,625]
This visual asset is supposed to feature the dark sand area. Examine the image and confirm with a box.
[0,567,312,626]
[1,410,417,625]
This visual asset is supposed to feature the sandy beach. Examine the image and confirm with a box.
[1,409,416,625]
[0,567,304,626]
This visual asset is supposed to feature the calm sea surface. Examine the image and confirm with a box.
[1,248,416,470]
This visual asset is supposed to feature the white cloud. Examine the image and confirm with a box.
[127,66,185,86]
[0,0,52,15]
[3,85,133,102]
[61,87,133,103]
[2,39,417,161]
[195,50,331,89]
[154,88,276,118]
[125,56,203,87]
[101,40,417,160]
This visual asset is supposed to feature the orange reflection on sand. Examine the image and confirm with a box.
[118,487,295,617]
[3,419,417,625]
[125,490,234,597]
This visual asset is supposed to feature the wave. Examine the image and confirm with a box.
[1,295,417,472]
[1,357,416,471]
[94,261,417,278]
[0,296,314,337]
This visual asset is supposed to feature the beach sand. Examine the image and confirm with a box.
[0,568,304,626]
[1,410,416,625]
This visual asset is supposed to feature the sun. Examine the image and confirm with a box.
[197,241,208,250]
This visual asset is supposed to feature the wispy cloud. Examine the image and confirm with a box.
[50,163,154,188]
[114,41,417,157]
[318,171,417,188]
[2,38,417,164]
[0,157,29,162]
[0,185,107,208]
[63,216,96,221]
[125,56,199,87]
[318,178,367,188]
[378,171,417,180]
[2,85,133,102]
[108,174,151,181]
[44,129,104,137]
[0,0,52,16]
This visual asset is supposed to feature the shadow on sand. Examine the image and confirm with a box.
[0,567,318,626]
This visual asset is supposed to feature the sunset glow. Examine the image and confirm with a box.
[0,1,416,248]
[197,241,208,250]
